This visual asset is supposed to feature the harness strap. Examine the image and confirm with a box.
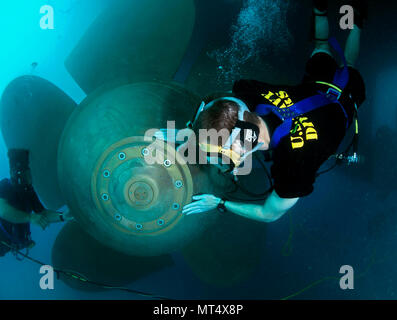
[255,37,350,149]
[329,37,349,90]
[256,93,346,148]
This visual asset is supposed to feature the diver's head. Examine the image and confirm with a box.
[7,149,32,187]
[192,97,268,171]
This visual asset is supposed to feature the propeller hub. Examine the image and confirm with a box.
[91,137,193,235]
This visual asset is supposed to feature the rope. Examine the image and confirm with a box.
[0,241,171,300]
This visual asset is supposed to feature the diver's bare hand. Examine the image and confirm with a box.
[62,208,74,221]
[153,128,177,142]
[182,194,221,215]
[31,214,49,230]
[176,128,195,153]
[154,128,194,146]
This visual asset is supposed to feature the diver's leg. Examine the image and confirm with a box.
[344,0,367,67]
[344,27,361,67]
[312,0,331,56]
[303,0,337,84]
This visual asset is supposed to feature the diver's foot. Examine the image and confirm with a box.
[350,0,368,29]
[311,0,328,42]
[313,0,328,15]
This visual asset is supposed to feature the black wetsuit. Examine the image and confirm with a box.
[233,53,366,198]
[0,179,44,256]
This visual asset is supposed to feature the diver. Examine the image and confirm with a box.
[0,149,72,257]
[181,0,367,222]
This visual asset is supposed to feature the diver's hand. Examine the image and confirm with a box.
[153,129,178,142]
[62,208,74,221]
[182,194,221,216]
[176,128,194,152]
[31,214,49,230]
[154,128,194,145]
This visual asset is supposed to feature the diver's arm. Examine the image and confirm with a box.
[41,209,73,223]
[183,191,298,223]
[0,198,31,224]
[0,199,65,229]
[225,190,299,223]
[41,210,64,223]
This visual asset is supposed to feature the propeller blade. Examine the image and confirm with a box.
[182,213,266,288]
[65,0,195,94]
[51,220,174,292]
[1,76,76,209]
